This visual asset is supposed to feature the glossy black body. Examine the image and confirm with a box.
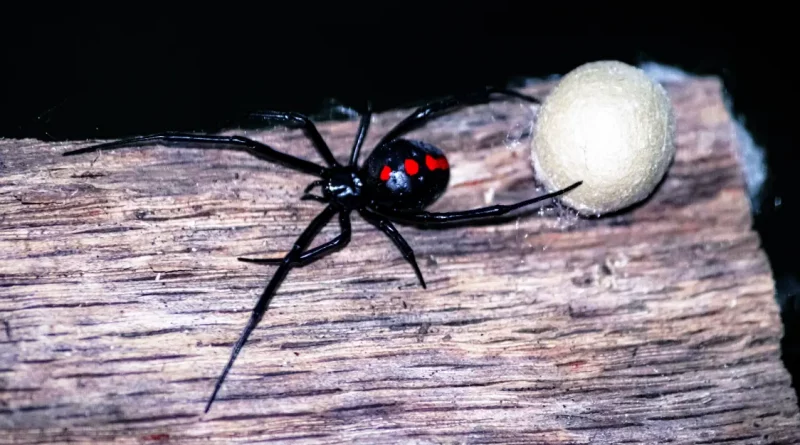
[361,138,450,210]
[62,87,581,414]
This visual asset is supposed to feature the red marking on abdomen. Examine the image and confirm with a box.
[380,165,391,181]
[425,154,438,171]
[404,158,419,175]
[425,154,449,171]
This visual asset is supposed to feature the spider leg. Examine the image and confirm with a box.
[304,180,325,194]
[376,86,541,147]
[63,131,326,177]
[205,204,338,413]
[238,210,352,267]
[300,180,327,202]
[243,111,340,167]
[300,195,328,203]
[371,181,582,226]
[348,101,373,167]
[359,208,426,289]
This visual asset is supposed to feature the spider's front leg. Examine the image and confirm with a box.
[300,180,327,203]
[372,181,582,226]
[238,210,352,267]
[348,101,372,167]
[63,132,326,177]
[239,110,340,167]
[205,204,340,413]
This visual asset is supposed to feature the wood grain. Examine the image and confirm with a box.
[1,77,799,444]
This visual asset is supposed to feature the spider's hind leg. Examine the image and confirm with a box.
[376,86,541,147]
[359,208,426,289]
[371,181,582,226]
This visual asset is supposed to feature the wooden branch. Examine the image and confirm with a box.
[1,77,799,444]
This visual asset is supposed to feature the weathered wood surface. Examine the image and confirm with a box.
[1,77,798,444]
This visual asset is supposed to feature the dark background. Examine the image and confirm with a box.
[2,5,796,402]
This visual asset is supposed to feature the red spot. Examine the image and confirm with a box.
[142,433,170,442]
[425,154,438,171]
[380,165,391,181]
[424,154,449,171]
[404,158,419,175]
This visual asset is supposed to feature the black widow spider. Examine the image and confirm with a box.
[63,87,582,413]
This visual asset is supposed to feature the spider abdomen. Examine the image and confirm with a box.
[360,138,450,210]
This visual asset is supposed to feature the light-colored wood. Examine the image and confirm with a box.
[1,78,798,444]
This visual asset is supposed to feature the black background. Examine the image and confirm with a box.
[2,5,796,402]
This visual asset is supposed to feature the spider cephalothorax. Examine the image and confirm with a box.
[63,87,582,413]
